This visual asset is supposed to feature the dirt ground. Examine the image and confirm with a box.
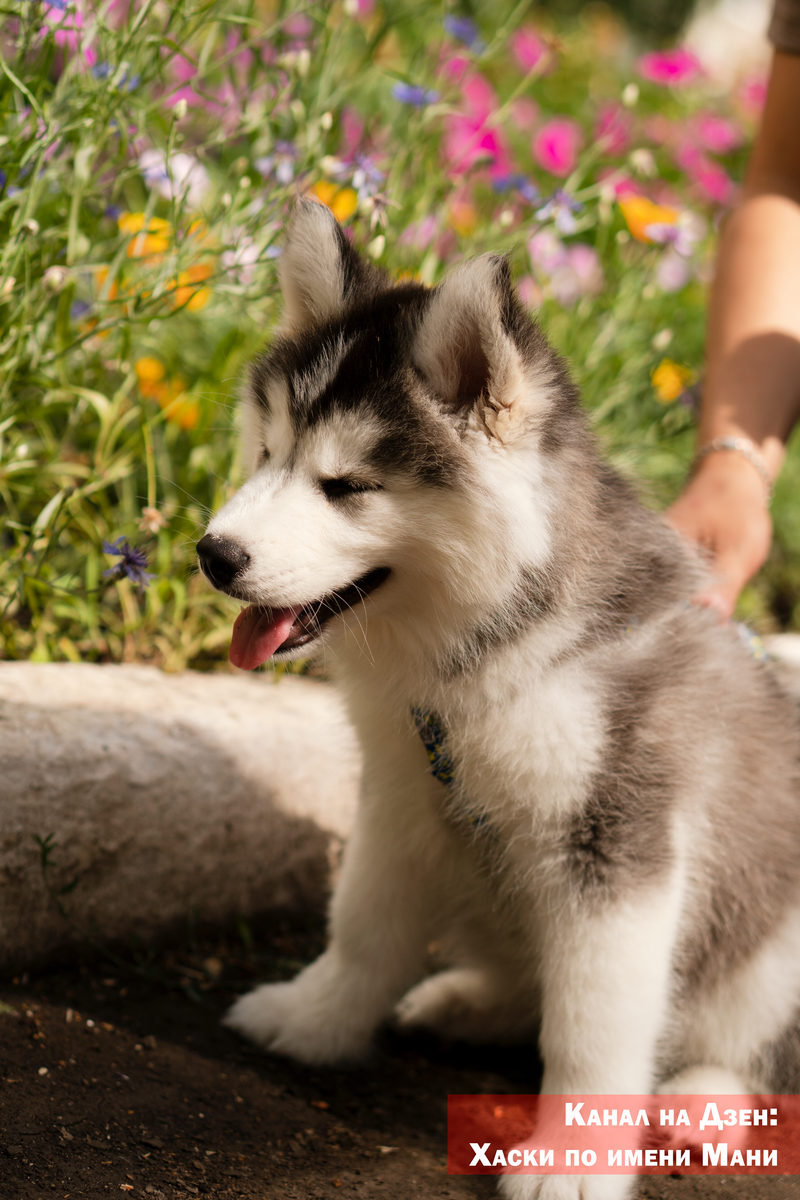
[1,915,799,1200]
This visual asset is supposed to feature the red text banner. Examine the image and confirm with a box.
[448,1094,800,1176]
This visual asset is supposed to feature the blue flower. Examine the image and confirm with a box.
[102,538,153,590]
[92,63,140,91]
[443,16,485,52]
[392,82,440,107]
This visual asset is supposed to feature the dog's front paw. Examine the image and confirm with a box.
[224,956,376,1065]
[498,1173,633,1200]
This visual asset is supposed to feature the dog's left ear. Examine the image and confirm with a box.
[413,255,538,443]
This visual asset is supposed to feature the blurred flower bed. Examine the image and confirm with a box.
[1,0,796,669]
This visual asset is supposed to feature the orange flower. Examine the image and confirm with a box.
[94,267,119,302]
[448,198,479,237]
[618,195,678,243]
[135,357,167,399]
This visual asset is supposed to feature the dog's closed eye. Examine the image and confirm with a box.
[320,478,381,501]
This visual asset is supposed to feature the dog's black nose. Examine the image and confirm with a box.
[196,534,250,590]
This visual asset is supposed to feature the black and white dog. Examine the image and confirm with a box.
[198,198,800,1200]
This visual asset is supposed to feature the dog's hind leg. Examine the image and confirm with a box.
[396,965,536,1042]
[225,721,460,1064]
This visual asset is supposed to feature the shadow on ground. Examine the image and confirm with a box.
[0,915,797,1199]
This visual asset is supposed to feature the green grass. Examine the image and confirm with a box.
[1,0,792,668]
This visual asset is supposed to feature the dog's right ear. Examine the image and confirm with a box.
[279,198,388,332]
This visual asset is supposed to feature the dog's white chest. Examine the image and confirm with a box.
[439,660,606,823]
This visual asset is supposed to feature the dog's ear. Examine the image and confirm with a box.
[413,255,535,443]
[279,197,385,331]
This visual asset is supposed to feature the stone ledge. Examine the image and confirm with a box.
[0,663,360,967]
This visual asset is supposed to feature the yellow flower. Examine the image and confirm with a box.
[619,196,678,243]
[309,182,358,222]
[170,263,213,310]
[651,358,694,403]
[119,212,172,258]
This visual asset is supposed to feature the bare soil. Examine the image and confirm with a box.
[1,915,798,1200]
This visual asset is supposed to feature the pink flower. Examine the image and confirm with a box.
[656,250,691,292]
[511,27,547,73]
[675,145,736,205]
[462,73,497,119]
[45,1,97,67]
[443,72,514,179]
[597,168,639,198]
[740,75,767,117]
[517,275,544,309]
[644,114,676,146]
[510,97,538,131]
[339,108,364,160]
[439,53,471,83]
[532,118,583,177]
[594,104,631,155]
[398,215,439,251]
[528,228,568,274]
[693,114,742,155]
[637,48,702,87]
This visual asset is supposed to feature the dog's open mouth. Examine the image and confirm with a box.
[229,566,391,670]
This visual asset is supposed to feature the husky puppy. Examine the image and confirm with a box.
[198,198,800,1200]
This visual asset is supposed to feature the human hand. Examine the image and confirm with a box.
[665,450,773,621]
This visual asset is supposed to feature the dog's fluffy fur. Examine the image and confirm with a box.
[200,199,800,1200]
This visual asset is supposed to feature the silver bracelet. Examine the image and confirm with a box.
[693,436,774,506]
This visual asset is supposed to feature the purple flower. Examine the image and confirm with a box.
[535,189,583,235]
[443,16,485,52]
[392,82,440,107]
[643,222,693,256]
[255,141,296,186]
[492,174,541,204]
[102,539,153,590]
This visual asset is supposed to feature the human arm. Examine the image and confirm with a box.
[665,50,800,619]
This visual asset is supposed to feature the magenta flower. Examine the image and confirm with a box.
[44,0,97,67]
[511,27,547,73]
[676,145,736,205]
[339,108,364,160]
[637,48,702,87]
[443,72,514,179]
[693,114,743,155]
[740,75,767,116]
[594,104,631,155]
[532,118,583,177]
[439,53,471,83]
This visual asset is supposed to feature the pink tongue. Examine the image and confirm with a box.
[229,604,304,671]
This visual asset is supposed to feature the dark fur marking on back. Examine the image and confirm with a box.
[568,663,677,900]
